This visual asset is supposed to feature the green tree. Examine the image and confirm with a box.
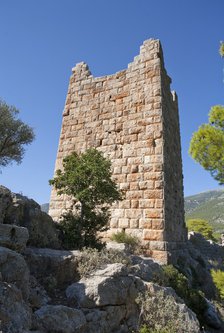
[189,43,224,184]
[0,100,34,168]
[189,105,224,184]
[49,148,122,250]
[219,41,224,58]
[211,269,224,299]
[186,218,215,240]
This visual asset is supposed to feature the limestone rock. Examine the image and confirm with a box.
[33,305,86,333]
[204,299,223,329]
[106,241,130,253]
[0,281,32,333]
[66,263,139,308]
[0,223,29,252]
[24,247,80,288]
[29,276,50,309]
[0,246,30,299]
[83,306,128,333]
[130,255,165,282]
[0,186,60,249]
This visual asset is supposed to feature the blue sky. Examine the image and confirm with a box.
[0,0,223,204]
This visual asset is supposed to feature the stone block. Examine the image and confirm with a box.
[130,219,139,229]
[125,209,142,219]
[139,199,154,209]
[118,218,129,229]
[144,190,163,199]
[139,218,152,229]
[151,219,164,230]
[145,209,163,219]
[131,200,139,208]
[143,230,164,241]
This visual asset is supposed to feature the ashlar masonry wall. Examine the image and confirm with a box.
[49,39,187,263]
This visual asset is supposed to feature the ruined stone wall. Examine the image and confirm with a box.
[49,39,187,263]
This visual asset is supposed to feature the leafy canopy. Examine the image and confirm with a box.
[49,148,122,250]
[0,100,34,168]
[189,105,224,184]
[186,218,215,240]
[219,41,224,58]
[211,269,224,299]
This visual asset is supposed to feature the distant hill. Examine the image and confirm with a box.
[185,189,224,233]
[41,203,49,213]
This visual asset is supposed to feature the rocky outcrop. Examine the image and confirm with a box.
[145,283,201,333]
[0,186,60,249]
[0,246,30,299]
[0,223,29,252]
[24,247,80,288]
[66,263,140,308]
[29,276,50,309]
[130,255,165,282]
[66,263,200,333]
[0,186,224,332]
[0,281,32,333]
[33,305,86,333]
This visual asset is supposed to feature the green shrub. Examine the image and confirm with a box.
[50,148,123,250]
[162,265,207,324]
[136,290,197,333]
[56,210,106,250]
[111,230,140,252]
[139,325,173,333]
[77,247,131,278]
[186,218,216,241]
[211,269,224,299]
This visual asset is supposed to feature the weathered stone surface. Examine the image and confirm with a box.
[0,281,32,333]
[0,246,30,299]
[204,299,222,329]
[24,247,80,287]
[0,223,29,252]
[106,241,131,253]
[0,186,60,249]
[33,305,86,333]
[49,38,187,264]
[83,305,134,333]
[66,263,139,308]
[130,255,165,282]
[0,186,12,223]
[29,276,50,309]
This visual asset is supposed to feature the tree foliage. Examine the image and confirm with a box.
[219,41,224,58]
[0,100,34,168]
[49,148,122,250]
[186,218,215,240]
[211,269,224,299]
[189,105,224,184]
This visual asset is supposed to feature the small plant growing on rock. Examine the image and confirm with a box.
[77,247,131,278]
[111,230,140,253]
[162,265,207,325]
[211,269,224,300]
[136,290,198,333]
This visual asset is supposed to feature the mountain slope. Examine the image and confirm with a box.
[185,189,224,233]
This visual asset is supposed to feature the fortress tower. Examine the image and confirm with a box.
[49,39,187,263]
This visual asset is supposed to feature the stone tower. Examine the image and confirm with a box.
[49,39,187,263]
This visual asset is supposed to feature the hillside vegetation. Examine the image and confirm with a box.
[185,189,224,233]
